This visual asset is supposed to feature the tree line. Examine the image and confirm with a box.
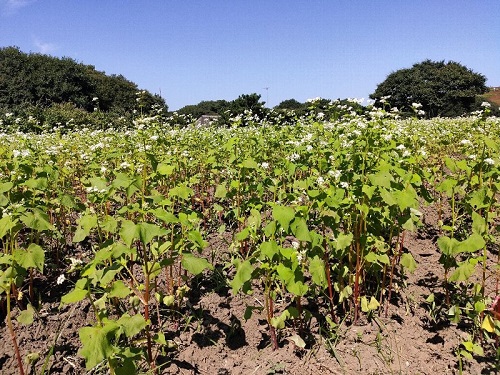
[0,46,496,132]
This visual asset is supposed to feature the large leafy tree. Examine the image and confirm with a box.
[0,46,167,114]
[370,60,487,117]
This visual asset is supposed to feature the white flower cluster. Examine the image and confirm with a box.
[12,149,30,158]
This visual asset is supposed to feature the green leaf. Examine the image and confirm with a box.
[61,279,88,304]
[138,222,167,246]
[78,323,118,370]
[241,158,259,169]
[472,211,487,235]
[482,315,495,333]
[73,214,98,243]
[368,296,380,310]
[309,256,327,288]
[181,252,212,275]
[271,310,290,329]
[272,205,295,232]
[214,184,227,198]
[361,296,369,312]
[116,314,147,338]
[13,244,45,273]
[437,236,459,256]
[400,253,417,273]
[277,264,308,296]
[24,177,48,190]
[16,304,35,325]
[108,280,131,298]
[0,181,13,194]
[157,163,175,176]
[335,233,353,250]
[169,184,193,200]
[21,210,55,232]
[454,233,485,254]
[120,220,138,247]
[150,209,178,224]
[260,241,279,260]
[0,215,16,238]
[368,170,392,188]
[230,259,253,294]
[291,218,312,242]
[449,261,475,282]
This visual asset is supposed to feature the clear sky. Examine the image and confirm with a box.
[1,1,499,110]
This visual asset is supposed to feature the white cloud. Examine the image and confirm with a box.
[1,0,35,15]
[33,37,57,54]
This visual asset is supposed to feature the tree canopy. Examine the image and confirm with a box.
[370,60,487,117]
[0,46,167,114]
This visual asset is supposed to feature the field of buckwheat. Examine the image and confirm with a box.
[1,100,500,374]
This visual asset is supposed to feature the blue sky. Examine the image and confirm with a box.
[1,1,499,110]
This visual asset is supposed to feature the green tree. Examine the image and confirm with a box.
[0,46,167,117]
[370,60,487,117]
[228,93,268,121]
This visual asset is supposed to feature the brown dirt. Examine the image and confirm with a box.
[0,203,498,375]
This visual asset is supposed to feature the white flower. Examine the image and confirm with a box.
[412,102,423,109]
[396,144,406,150]
[288,153,300,162]
[57,274,66,285]
[261,162,269,169]
[484,158,495,165]
[100,166,107,174]
[481,101,491,108]
[340,181,349,189]
[329,170,341,179]
[291,241,300,250]
[306,145,313,152]
[150,135,159,141]
[460,139,472,145]
[119,161,131,169]
[316,176,325,186]
[417,110,425,116]
[402,150,411,158]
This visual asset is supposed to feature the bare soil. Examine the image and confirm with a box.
[0,203,498,375]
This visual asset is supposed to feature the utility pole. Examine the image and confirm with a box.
[263,87,269,107]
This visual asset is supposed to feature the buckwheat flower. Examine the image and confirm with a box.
[481,102,491,108]
[484,158,495,165]
[261,162,269,169]
[296,248,307,264]
[412,102,422,109]
[460,139,472,145]
[469,154,476,160]
[119,161,131,169]
[317,112,325,119]
[12,149,21,158]
[396,144,406,150]
[150,135,159,141]
[316,176,325,186]
[100,166,107,174]
[329,170,341,179]
[57,274,66,285]
[417,110,425,116]
[306,145,313,152]
[340,181,349,189]
[92,97,99,102]
[291,241,300,250]
[288,153,300,162]
[402,150,411,158]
